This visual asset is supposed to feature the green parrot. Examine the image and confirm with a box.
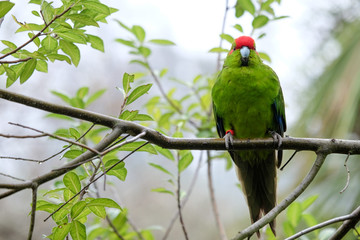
[211,36,286,237]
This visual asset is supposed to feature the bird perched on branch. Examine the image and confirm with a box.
[211,36,286,237]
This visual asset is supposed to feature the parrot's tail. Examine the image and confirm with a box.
[234,150,277,238]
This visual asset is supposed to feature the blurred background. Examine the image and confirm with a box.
[0,0,360,239]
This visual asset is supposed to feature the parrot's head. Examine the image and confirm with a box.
[228,36,256,67]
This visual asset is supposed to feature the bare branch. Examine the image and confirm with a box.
[0,57,32,64]
[2,89,360,155]
[27,184,38,240]
[9,122,101,155]
[0,172,26,181]
[216,0,230,71]
[329,205,360,240]
[286,208,359,240]
[163,151,204,240]
[0,133,46,138]
[176,152,189,240]
[340,152,351,194]
[207,150,228,240]
[231,151,328,240]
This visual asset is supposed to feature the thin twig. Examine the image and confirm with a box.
[27,183,38,240]
[286,212,357,240]
[162,151,204,240]
[9,122,101,155]
[217,0,229,72]
[231,151,328,240]
[102,131,146,155]
[176,151,189,240]
[0,172,26,181]
[44,142,149,222]
[0,57,32,64]
[280,150,299,171]
[207,150,228,240]
[339,152,351,194]
[0,133,46,138]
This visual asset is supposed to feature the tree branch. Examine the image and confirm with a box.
[329,205,360,240]
[27,184,38,240]
[230,151,328,240]
[286,206,360,240]
[207,150,228,240]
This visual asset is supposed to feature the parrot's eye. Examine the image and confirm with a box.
[233,47,236,51]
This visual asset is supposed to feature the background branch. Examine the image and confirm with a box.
[329,205,360,240]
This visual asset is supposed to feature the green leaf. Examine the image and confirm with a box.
[1,40,17,49]
[131,25,146,43]
[86,89,106,106]
[301,195,318,211]
[119,110,138,121]
[4,65,16,86]
[258,52,271,63]
[107,165,127,181]
[234,24,244,32]
[178,151,193,172]
[88,205,106,218]
[36,203,58,213]
[122,72,134,94]
[47,53,71,64]
[148,39,175,45]
[283,221,295,237]
[132,113,153,121]
[220,33,234,44]
[77,87,89,99]
[53,223,71,240]
[154,146,174,161]
[68,14,99,27]
[87,198,122,210]
[236,0,255,15]
[0,1,15,18]
[86,34,104,52]
[51,91,71,103]
[148,163,173,176]
[20,58,37,84]
[83,1,110,15]
[303,213,318,228]
[209,47,228,53]
[159,68,168,77]
[69,128,81,139]
[151,187,174,196]
[70,220,86,240]
[36,60,48,72]
[118,141,157,154]
[138,46,151,57]
[41,1,54,24]
[53,203,70,223]
[42,35,58,52]
[252,15,270,29]
[71,201,87,219]
[56,32,87,44]
[63,172,81,194]
[60,40,81,66]
[63,149,83,159]
[126,84,152,105]
[115,38,135,48]
[287,202,302,227]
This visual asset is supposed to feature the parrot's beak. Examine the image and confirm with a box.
[240,46,250,66]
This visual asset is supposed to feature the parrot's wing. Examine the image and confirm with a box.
[213,103,226,138]
[272,87,287,168]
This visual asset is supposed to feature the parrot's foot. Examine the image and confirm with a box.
[224,130,234,150]
[269,130,282,149]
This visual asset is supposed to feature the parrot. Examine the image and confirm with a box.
[211,36,286,237]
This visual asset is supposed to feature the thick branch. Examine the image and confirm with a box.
[231,151,328,240]
[2,88,360,154]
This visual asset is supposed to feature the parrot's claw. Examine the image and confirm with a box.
[224,130,234,150]
[269,130,282,149]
